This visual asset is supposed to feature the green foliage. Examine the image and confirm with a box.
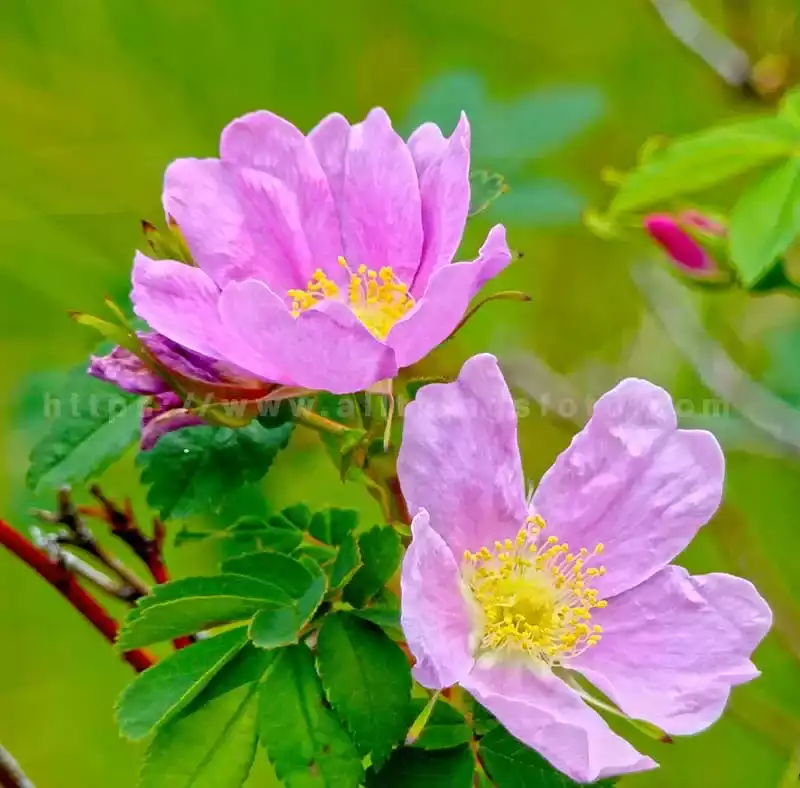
[138,420,293,520]
[118,575,293,650]
[116,627,249,740]
[316,613,412,766]
[258,646,364,787]
[309,508,358,546]
[365,746,475,787]
[139,646,271,788]
[342,525,403,608]
[608,118,799,216]
[729,158,800,287]
[26,366,141,493]
[479,726,615,787]
[408,699,473,751]
[328,533,362,590]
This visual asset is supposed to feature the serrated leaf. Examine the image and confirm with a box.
[138,647,271,788]
[365,746,474,787]
[138,420,293,520]
[349,606,403,641]
[343,526,403,608]
[316,613,411,765]
[221,552,315,597]
[468,170,509,217]
[249,569,326,649]
[116,627,248,740]
[26,367,141,493]
[280,503,312,530]
[235,515,304,554]
[329,533,362,590]
[309,508,358,546]
[407,700,473,750]
[729,157,800,287]
[258,646,364,788]
[480,725,615,787]
[609,117,799,216]
[119,575,291,650]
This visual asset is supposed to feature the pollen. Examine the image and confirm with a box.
[287,257,415,339]
[463,514,607,667]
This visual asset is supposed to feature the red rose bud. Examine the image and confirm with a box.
[644,212,730,282]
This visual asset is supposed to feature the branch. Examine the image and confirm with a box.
[0,745,34,788]
[0,519,155,673]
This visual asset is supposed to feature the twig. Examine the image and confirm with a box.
[649,0,753,87]
[34,489,151,598]
[0,519,155,673]
[30,527,138,602]
[0,745,34,788]
[633,263,800,456]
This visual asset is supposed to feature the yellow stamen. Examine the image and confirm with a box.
[463,516,607,667]
[287,256,415,339]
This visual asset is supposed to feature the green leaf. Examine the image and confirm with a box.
[116,627,248,740]
[258,646,364,788]
[138,420,293,520]
[329,533,363,590]
[118,575,291,650]
[609,118,800,216]
[309,508,358,546]
[343,526,403,608]
[469,170,509,216]
[316,613,411,765]
[408,700,473,750]
[729,157,800,287]
[365,746,474,787]
[221,552,316,597]
[138,647,271,788]
[780,87,800,127]
[280,503,312,530]
[479,726,615,787]
[249,569,326,649]
[349,605,404,641]
[26,367,141,493]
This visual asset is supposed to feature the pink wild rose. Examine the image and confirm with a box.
[398,354,771,784]
[132,108,512,394]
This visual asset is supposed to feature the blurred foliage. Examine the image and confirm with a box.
[0,0,799,787]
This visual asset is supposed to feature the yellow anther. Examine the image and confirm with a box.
[594,543,605,554]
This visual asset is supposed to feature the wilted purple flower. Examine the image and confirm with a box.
[644,211,725,277]
[131,108,512,394]
[398,354,771,784]
[89,333,274,448]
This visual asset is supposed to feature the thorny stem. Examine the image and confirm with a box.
[0,519,155,673]
[0,745,34,788]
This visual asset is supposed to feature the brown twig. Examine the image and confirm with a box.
[0,744,34,788]
[82,486,193,649]
[0,519,155,672]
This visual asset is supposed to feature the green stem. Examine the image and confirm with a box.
[295,407,351,437]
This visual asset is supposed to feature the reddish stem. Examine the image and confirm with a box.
[0,519,155,673]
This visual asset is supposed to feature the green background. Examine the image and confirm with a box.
[1,0,799,786]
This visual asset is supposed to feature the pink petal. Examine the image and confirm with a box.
[131,252,230,361]
[89,345,167,395]
[387,224,512,368]
[462,664,656,784]
[407,122,447,178]
[233,166,316,292]
[572,565,771,735]
[411,113,471,296]
[162,158,255,288]
[532,379,725,598]
[397,354,527,557]
[141,392,205,451]
[308,112,350,210]
[220,110,341,273]
[341,107,423,284]
[400,510,475,689]
[645,214,716,273]
[217,278,397,393]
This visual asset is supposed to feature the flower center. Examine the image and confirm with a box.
[463,514,606,667]
[287,257,415,339]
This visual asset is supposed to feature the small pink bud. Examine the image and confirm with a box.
[644,212,725,277]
